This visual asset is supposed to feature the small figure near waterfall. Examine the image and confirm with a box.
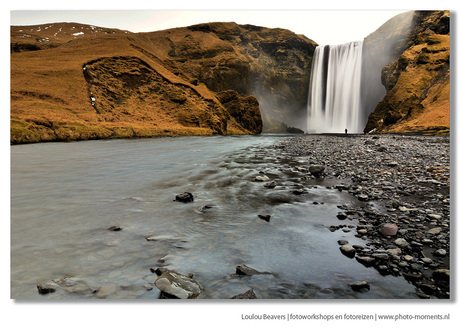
[345,128,348,135]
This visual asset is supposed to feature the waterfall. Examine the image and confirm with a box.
[306,41,363,133]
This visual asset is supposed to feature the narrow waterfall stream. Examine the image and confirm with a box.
[306,41,364,133]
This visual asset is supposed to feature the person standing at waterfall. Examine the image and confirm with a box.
[345,128,348,135]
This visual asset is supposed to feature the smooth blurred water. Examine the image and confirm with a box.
[11,135,416,299]
[306,41,363,133]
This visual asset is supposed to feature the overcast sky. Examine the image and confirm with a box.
[10,9,410,46]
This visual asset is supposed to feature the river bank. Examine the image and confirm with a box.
[275,134,450,298]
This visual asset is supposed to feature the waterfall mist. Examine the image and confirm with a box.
[360,11,416,127]
[306,41,363,133]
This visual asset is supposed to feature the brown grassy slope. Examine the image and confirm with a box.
[10,24,261,144]
[161,22,318,130]
[364,11,450,135]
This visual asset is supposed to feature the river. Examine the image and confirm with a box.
[11,135,416,299]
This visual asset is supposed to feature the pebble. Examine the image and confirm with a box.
[394,238,409,248]
[427,227,442,235]
[434,249,447,256]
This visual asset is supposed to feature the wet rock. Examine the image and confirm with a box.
[197,205,213,212]
[403,272,423,282]
[264,181,276,188]
[357,194,368,201]
[336,212,347,220]
[309,165,325,178]
[231,289,258,299]
[432,269,449,281]
[379,223,398,236]
[339,245,356,258]
[174,192,194,203]
[416,292,431,299]
[291,189,305,195]
[37,282,58,294]
[356,256,376,266]
[155,271,203,299]
[337,240,349,246]
[255,174,270,181]
[434,249,447,257]
[236,264,270,276]
[150,267,169,276]
[420,283,437,295]
[107,225,122,231]
[350,281,370,292]
[428,214,442,220]
[258,214,271,222]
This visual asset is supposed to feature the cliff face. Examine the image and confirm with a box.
[363,11,450,135]
[10,22,316,143]
[139,22,317,131]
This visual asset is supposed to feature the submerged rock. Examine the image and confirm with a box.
[155,271,203,299]
[236,264,271,276]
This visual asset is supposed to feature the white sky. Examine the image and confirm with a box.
[10,9,409,45]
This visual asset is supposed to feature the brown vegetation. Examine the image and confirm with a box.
[364,11,450,135]
[10,22,316,144]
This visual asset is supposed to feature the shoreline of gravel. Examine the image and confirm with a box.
[278,134,450,298]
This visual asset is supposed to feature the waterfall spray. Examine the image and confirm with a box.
[306,41,364,133]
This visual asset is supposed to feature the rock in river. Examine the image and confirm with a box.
[155,271,203,299]
[350,281,370,292]
[258,214,271,222]
[309,165,325,178]
[339,245,356,258]
[236,264,271,276]
[174,192,194,203]
[231,289,258,299]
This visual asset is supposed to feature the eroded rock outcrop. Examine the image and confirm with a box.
[363,11,450,135]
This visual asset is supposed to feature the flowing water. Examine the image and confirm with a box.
[306,41,364,134]
[11,135,416,299]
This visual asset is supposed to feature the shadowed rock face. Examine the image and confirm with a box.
[165,22,318,132]
[363,11,450,135]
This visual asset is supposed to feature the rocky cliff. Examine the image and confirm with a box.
[363,11,450,135]
[10,22,316,144]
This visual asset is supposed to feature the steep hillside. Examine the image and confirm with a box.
[10,22,316,144]
[364,11,450,135]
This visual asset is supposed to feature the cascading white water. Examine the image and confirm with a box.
[306,41,363,133]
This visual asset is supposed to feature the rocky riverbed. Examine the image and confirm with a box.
[31,134,450,299]
[274,134,450,299]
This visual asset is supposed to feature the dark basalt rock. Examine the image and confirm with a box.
[231,289,258,299]
[174,192,194,203]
